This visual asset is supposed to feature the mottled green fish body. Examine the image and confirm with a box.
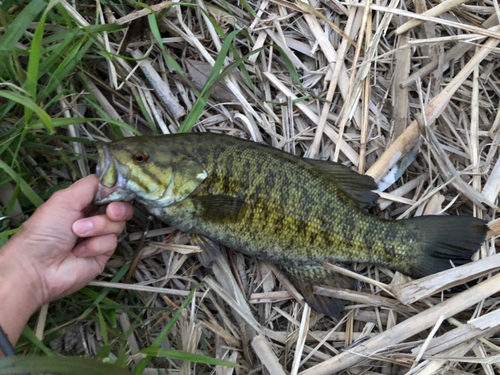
[95,133,487,317]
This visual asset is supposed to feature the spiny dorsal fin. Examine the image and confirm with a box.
[280,266,357,318]
[306,159,379,209]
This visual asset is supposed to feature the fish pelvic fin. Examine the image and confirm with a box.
[402,215,488,279]
[281,266,357,318]
[189,233,220,268]
[306,159,379,209]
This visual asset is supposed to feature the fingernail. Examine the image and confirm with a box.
[111,203,126,218]
[73,220,93,236]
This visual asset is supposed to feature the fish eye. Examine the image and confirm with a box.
[133,152,148,163]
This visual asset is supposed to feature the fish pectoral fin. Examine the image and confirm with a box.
[189,233,220,268]
[281,266,357,318]
[193,195,245,221]
[306,159,379,210]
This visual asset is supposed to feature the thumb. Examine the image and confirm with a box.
[50,175,99,212]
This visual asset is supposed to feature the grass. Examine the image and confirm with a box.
[1,0,500,374]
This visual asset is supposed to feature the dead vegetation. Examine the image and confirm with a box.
[4,0,500,373]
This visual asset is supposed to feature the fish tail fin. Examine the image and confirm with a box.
[403,215,487,279]
[280,266,357,318]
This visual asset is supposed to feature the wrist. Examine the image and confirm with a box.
[0,236,43,315]
[0,236,43,347]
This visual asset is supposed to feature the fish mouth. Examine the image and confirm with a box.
[94,143,131,204]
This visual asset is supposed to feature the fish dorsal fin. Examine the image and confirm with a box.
[280,266,357,318]
[192,195,245,221]
[306,159,379,209]
[189,233,220,268]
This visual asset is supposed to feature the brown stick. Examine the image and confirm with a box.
[395,0,468,35]
[358,9,372,173]
[309,6,357,159]
[251,335,288,375]
[366,31,500,182]
[390,252,500,304]
[300,272,500,375]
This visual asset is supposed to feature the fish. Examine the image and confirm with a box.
[94,133,488,317]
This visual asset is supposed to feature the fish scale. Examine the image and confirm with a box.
[94,133,488,317]
[192,142,390,265]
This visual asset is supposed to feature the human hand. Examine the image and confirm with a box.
[0,174,133,309]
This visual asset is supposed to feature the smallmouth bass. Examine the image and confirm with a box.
[94,133,487,317]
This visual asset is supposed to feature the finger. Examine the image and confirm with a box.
[49,175,99,212]
[106,202,134,221]
[73,234,118,258]
[72,215,126,238]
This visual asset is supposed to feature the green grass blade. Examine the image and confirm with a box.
[29,117,140,135]
[131,86,158,134]
[177,42,294,134]
[273,45,302,87]
[38,28,81,76]
[25,0,59,124]
[134,285,199,374]
[178,42,267,133]
[146,6,192,85]
[55,1,74,32]
[178,29,240,133]
[195,9,255,93]
[0,0,47,52]
[0,228,21,240]
[82,24,126,34]
[78,262,131,319]
[140,347,241,368]
[0,90,53,133]
[20,326,53,356]
[0,356,133,375]
[93,262,131,306]
[97,306,109,345]
[237,0,258,18]
[0,159,44,207]
[36,38,88,104]
[213,0,234,16]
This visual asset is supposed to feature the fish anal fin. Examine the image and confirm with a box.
[307,159,379,209]
[281,266,357,318]
[193,195,245,221]
[189,233,220,268]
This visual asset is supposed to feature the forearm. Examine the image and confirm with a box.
[0,238,41,353]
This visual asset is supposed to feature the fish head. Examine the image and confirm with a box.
[94,136,207,208]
